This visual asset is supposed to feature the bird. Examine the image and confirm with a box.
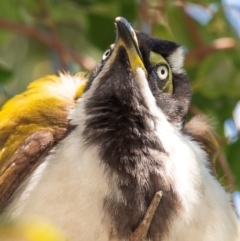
[0,16,239,241]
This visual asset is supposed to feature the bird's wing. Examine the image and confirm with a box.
[0,72,88,209]
[183,115,219,169]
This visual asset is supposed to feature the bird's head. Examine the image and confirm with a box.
[73,18,192,236]
[82,17,191,129]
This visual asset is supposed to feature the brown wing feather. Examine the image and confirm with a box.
[183,115,219,170]
[0,130,54,209]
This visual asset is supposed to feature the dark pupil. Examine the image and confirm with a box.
[161,69,165,75]
[105,50,110,56]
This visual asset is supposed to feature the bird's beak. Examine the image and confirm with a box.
[111,17,147,75]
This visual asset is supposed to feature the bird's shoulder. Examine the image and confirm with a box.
[0,72,88,209]
[183,115,219,168]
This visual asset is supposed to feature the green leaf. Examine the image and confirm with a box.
[85,0,136,50]
[50,1,87,30]
[0,0,19,20]
[196,52,240,99]
[225,139,240,190]
[118,0,136,22]
[0,67,13,84]
[87,14,115,50]
[166,4,195,48]
[71,0,96,6]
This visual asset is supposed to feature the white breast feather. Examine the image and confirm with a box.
[5,71,239,241]
[134,68,239,241]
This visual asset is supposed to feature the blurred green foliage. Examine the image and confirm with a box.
[0,0,239,191]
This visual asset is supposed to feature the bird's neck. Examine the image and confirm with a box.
[81,94,181,239]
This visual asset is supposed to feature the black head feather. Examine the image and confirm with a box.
[87,31,191,126]
[81,18,190,239]
[135,31,191,125]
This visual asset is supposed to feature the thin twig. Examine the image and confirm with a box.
[0,17,52,47]
[130,191,163,241]
[186,38,236,64]
[0,18,96,70]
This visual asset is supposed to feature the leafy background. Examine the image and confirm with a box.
[0,0,239,220]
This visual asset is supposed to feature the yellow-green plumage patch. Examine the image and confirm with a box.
[0,73,87,208]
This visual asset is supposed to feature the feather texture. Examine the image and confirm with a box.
[1,16,239,241]
[183,115,219,165]
[0,72,88,208]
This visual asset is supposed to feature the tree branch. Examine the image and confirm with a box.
[130,191,163,241]
[0,17,53,47]
[0,18,96,70]
[186,38,236,64]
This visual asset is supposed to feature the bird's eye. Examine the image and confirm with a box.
[152,64,172,93]
[156,65,168,81]
[149,51,173,94]
[102,49,111,60]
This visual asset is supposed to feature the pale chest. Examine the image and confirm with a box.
[5,128,239,241]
